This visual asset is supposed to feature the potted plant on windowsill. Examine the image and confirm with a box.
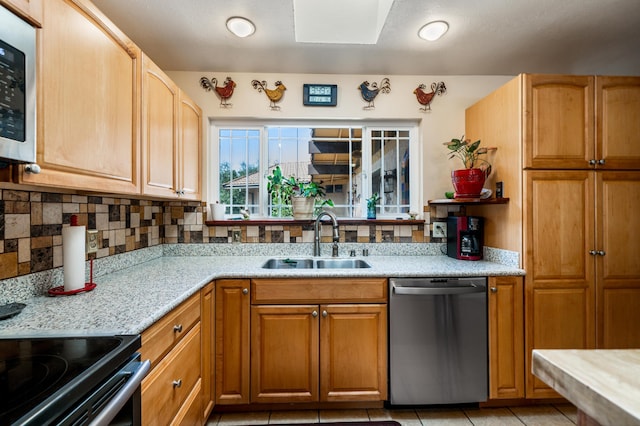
[267,166,333,219]
[284,175,334,219]
[444,136,497,198]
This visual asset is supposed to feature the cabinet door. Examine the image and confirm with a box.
[250,305,319,403]
[215,279,250,404]
[178,91,202,200]
[200,282,214,420]
[523,74,594,169]
[320,304,387,402]
[597,172,640,348]
[524,170,596,398]
[488,276,524,399]
[596,76,640,170]
[21,0,140,194]
[141,54,179,198]
[0,0,42,25]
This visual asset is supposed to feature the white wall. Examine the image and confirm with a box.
[168,71,513,206]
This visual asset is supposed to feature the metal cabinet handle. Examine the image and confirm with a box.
[588,159,597,166]
[173,324,182,333]
[312,311,318,317]
[322,310,328,318]
[597,250,606,256]
[172,379,182,388]
[490,287,497,293]
[598,159,606,165]
[589,250,597,255]
[242,288,249,295]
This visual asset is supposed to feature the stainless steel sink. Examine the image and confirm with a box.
[262,258,315,269]
[262,258,371,269]
[315,259,371,269]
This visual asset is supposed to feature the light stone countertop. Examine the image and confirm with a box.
[0,254,523,337]
[533,349,640,426]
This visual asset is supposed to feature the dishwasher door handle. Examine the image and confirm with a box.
[392,283,485,295]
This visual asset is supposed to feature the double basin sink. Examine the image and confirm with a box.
[262,258,371,269]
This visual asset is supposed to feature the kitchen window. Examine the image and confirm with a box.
[212,121,420,219]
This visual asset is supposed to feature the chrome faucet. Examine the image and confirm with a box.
[314,211,339,257]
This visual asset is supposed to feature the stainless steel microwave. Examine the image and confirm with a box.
[0,5,36,164]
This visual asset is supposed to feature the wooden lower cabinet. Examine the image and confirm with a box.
[216,278,388,407]
[320,304,387,402]
[201,282,215,419]
[215,279,251,405]
[251,303,387,404]
[142,323,202,426]
[251,305,319,403]
[488,276,524,399]
[140,292,205,425]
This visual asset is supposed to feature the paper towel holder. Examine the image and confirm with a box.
[48,259,96,296]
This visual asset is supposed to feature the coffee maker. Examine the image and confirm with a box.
[446,216,484,261]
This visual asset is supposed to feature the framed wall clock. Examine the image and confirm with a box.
[303,84,337,106]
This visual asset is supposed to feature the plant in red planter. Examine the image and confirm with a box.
[444,136,497,198]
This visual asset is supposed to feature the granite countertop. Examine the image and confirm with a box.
[532,349,640,426]
[0,254,523,337]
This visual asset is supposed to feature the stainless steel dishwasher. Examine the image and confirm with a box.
[389,277,488,405]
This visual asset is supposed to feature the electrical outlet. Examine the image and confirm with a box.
[232,230,242,243]
[433,222,447,238]
[86,230,99,253]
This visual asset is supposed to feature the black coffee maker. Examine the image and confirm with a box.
[446,216,484,261]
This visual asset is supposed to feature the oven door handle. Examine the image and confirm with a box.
[88,359,151,426]
[392,284,484,295]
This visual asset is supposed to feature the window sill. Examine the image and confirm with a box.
[205,218,425,226]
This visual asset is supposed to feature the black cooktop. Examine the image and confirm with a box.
[0,335,140,425]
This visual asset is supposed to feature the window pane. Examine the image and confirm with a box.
[219,129,260,216]
[370,129,410,216]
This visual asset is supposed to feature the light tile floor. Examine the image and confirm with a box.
[207,404,577,425]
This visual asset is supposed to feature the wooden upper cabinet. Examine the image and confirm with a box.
[141,55,202,200]
[0,0,42,26]
[141,54,179,198]
[596,76,640,170]
[19,0,140,193]
[178,91,202,200]
[523,74,595,169]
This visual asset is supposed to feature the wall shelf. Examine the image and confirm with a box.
[428,197,510,206]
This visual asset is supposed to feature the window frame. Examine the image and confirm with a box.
[209,119,422,219]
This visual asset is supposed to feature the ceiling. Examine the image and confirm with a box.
[91,0,640,76]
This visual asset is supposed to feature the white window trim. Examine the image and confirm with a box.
[209,119,422,219]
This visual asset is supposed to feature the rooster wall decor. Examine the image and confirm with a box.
[413,81,446,112]
[251,80,287,110]
[358,78,391,110]
[200,76,236,108]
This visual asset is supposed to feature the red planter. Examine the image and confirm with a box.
[451,168,486,198]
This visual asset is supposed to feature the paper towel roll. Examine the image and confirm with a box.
[63,225,86,291]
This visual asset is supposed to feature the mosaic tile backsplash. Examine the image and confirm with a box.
[0,188,433,280]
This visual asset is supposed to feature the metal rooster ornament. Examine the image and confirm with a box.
[413,81,446,112]
[358,78,391,110]
[251,80,287,111]
[200,76,236,108]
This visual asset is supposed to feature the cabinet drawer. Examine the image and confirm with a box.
[142,322,201,425]
[251,278,388,304]
[141,293,200,368]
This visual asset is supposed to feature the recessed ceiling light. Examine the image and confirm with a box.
[226,17,255,38]
[418,21,449,41]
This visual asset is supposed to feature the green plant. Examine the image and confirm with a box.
[266,166,333,217]
[366,192,380,209]
[444,135,497,175]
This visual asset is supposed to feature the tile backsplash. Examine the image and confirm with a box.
[0,188,431,280]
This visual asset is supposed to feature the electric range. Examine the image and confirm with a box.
[0,334,146,425]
